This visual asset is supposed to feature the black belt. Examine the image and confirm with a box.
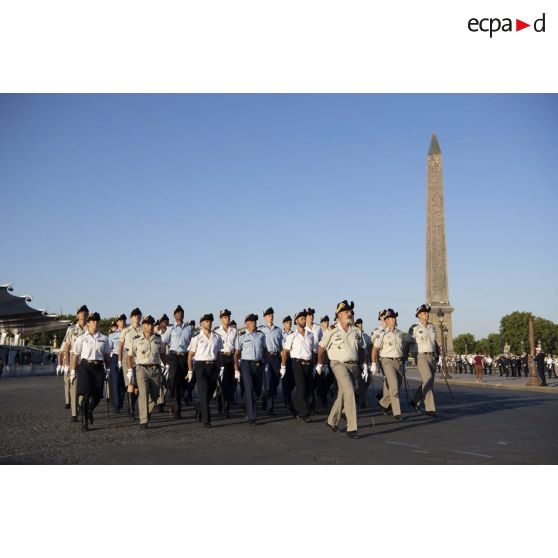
[292,358,312,365]
[421,352,435,355]
[380,357,401,360]
[85,360,104,364]
[243,360,262,366]
[197,360,216,364]
[221,352,233,356]
[344,360,357,364]
[269,351,280,356]
[170,351,188,356]
[138,363,160,368]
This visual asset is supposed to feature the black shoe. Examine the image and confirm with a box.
[346,431,360,439]
[248,419,257,425]
[223,409,230,419]
[204,423,211,428]
[393,415,406,421]
[88,410,94,424]
[288,404,298,418]
[409,400,422,413]
[301,416,311,423]
[81,420,88,432]
[71,416,78,423]
[140,423,148,429]
[379,403,389,416]
[327,423,339,433]
[158,404,164,413]
[195,412,202,423]
[65,403,71,409]
[425,411,437,417]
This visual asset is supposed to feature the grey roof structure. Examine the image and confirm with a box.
[0,284,69,335]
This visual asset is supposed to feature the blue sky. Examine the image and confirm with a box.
[1,94,556,338]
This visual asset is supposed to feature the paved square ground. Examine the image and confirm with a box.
[1,373,557,464]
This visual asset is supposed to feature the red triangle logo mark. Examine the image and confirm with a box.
[516,19,530,31]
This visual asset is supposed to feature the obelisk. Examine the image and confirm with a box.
[426,133,454,354]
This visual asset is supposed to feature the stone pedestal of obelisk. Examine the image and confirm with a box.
[426,133,455,354]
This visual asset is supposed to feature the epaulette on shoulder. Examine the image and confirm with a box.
[239,331,246,336]
[329,325,336,330]
[408,324,418,334]
[213,326,219,331]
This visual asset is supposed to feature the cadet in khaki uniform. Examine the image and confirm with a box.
[63,305,89,422]
[128,315,163,429]
[408,304,438,416]
[317,300,365,439]
[371,308,408,420]
[118,307,143,420]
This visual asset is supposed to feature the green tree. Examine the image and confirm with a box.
[453,333,476,354]
[500,311,558,354]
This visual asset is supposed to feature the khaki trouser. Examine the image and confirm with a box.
[64,373,71,405]
[136,365,162,424]
[379,357,402,416]
[328,361,359,432]
[122,354,132,387]
[414,353,436,412]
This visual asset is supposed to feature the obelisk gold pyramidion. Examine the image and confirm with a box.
[426,133,454,354]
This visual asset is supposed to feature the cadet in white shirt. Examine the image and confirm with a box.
[72,312,111,432]
[281,310,317,422]
[305,307,323,414]
[215,309,237,418]
[407,304,438,416]
[63,304,89,422]
[187,313,223,427]
[156,313,170,412]
[371,308,409,420]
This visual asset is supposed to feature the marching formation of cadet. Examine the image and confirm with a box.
[58,299,443,437]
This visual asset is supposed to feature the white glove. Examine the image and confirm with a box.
[105,367,110,380]
[187,370,193,382]
[280,366,286,377]
[70,370,76,383]
[315,364,323,376]
[438,356,443,366]
[56,365,62,376]
[126,371,133,381]
[118,360,122,369]
[361,364,369,382]
[370,363,378,375]
[219,367,224,381]
[234,369,241,381]
[164,364,170,380]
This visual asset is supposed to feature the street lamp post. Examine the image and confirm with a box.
[526,316,541,386]
[437,309,451,379]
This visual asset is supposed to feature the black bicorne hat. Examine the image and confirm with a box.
[142,315,155,325]
[263,307,274,317]
[200,313,214,323]
[174,305,184,315]
[220,309,232,317]
[283,315,292,323]
[335,300,354,315]
[384,308,398,319]
[245,313,258,322]
[415,304,432,317]
[320,315,330,323]
[130,307,142,317]
[294,310,307,321]
[77,305,89,314]
[87,312,101,322]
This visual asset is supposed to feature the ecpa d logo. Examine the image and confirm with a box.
[468,13,546,37]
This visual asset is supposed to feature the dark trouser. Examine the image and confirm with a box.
[194,360,218,425]
[168,353,188,416]
[263,353,281,411]
[358,373,369,408]
[77,361,104,418]
[217,353,235,411]
[537,366,547,386]
[109,354,124,411]
[240,360,263,421]
[281,357,294,405]
[292,359,313,418]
